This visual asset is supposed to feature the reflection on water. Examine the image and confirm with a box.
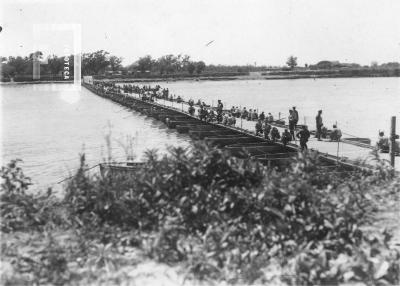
[2,84,191,190]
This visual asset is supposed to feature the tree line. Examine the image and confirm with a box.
[0,50,209,79]
[1,52,76,80]
[1,50,399,81]
[132,54,206,75]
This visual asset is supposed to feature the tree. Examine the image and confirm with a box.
[7,56,27,74]
[109,55,122,72]
[181,55,191,68]
[82,50,110,75]
[371,61,378,69]
[187,62,196,75]
[315,61,333,69]
[137,55,154,73]
[286,56,298,69]
[1,63,16,78]
[157,54,178,74]
[47,55,64,75]
[196,61,206,75]
[380,62,400,69]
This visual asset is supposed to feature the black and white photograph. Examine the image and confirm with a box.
[1,0,400,285]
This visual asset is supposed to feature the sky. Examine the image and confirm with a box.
[1,0,399,66]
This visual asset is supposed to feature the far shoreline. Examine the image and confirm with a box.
[0,80,75,85]
[1,73,399,85]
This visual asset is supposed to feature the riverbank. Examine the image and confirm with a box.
[1,71,399,85]
[0,80,75,85]
[97,73,400,83]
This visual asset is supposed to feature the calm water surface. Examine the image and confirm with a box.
[151,77,400,138]
[1,84,190,190]
[2,78,400,189]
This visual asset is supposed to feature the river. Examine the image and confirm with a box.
[149,77,400,139]
[2,77,400,190]
[1,83,190,190]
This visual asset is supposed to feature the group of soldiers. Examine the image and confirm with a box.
[94,82,348,151]
[191,99,225,123]
[314,110,343,141]
[188,100,278,127]
[252,107,342,150]
[255,116,311,150]
[122,83,173,102]
[227,107,274,122]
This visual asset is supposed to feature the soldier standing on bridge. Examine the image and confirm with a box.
[228,114,236,126]
[267,112,274,123]
[255,119,263,136]
[198,104,204,120]
[315,110,323,141]
[263,121,272,140]
[188,99,195,116]
[288,110,296,141]
[259,111,265,121]
[217,100,223,123]
[292,106,299,127]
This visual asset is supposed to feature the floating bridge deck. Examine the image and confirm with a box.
[83,83,396,171]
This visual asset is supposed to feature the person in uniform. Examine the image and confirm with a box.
[270,127,281,142]
[217,100,224,123]
[248,109,253,121]
[228,114,236,126]
[315,110,323,141]
[297,125,311,151]
[330,125,342,141]
[267,113,274,123]
[376,131,390,152]
[255,120,263,136]
[242,107,248,119]
[188,99,195,116]
[263,121,272,140]
[282,129,292,145]
[223,113,229,125]
[288,110,296,141]
[292,106,299,127]
[259,111,265,121]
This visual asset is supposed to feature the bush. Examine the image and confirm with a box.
[61,142,400,285]
[0,159,66,233]
[2,142,399,285]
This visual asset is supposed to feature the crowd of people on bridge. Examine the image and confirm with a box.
[90,81,400,154]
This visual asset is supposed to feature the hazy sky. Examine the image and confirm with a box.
[1,0,399,66]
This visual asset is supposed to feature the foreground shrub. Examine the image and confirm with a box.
[0,159,62,232]
[62,142,400,285]
[2,142,399,285]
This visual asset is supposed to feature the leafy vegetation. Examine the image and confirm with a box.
[286,56,298,69]
[1,143,399,285]
[3,50,399,81]
[1,52,77,81]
